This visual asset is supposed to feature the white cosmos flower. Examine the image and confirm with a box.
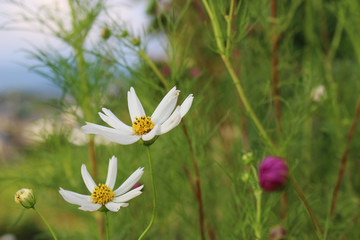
[82,86,194,145]
[59,156,144,212]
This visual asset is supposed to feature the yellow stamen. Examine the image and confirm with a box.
[91,184,115,205]
[132,115,154,135]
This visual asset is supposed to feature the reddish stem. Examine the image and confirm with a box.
[181,121,206,240]
[270,0,282,132]
[183,165,197,196]
[270,0,288,222]
[330,95,360,216]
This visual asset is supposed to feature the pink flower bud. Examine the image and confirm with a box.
[162,66,171,77]
[189,67,200,78]
[131,182,142,190]
[269,225,286,240]
[259,156,288,192]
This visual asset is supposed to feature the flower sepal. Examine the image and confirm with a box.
[98,205,109,213]
[142,136,159,146]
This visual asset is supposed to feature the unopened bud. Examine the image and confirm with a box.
[258,156,288,192]
[269,225,286,240]
[242,152,253,165]
[121,30,129,37]
[241,172,250,183]
[15,188,36,209]
[189,67,200,78]
[162,66,171,77]
[101,28,112,40]
[131,37,140,46]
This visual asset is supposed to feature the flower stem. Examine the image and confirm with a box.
[32,207,58,240]
[181,122,206,240]
[330,95,360,216]
[201,0,276,150]
[68,0,98,179]
[139,51,168,90]
[291,177,323,237]
[138,146,156,240]
[104,212,110,240]
[251,166,262,239]
[270,0,282,132]
[221,55,277,151]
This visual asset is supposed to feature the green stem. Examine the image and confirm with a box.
[251,166,262,239]
[32,207,58,240]
[138,146,157,240]
[221,56,277,150]
[201,0,323,237]
[104,212,110,240]
[68,0,97,179]
[225,0,235,57]
[255,191,262,239]
[291,177,323,238]
[201,0,276,150]
[139,51,168,90]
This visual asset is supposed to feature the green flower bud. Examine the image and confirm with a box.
[101,28,112,40]
[242,152,253,165]
[15,188,36,209]
[131,37,141,46]
[121,30,129,38]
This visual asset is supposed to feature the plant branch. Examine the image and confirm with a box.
[291,177,323,237]
[330,95,360,216]
[181,122,206,240]
[270,0,282,132]
[139,51,168,90]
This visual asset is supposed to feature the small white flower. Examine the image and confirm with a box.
[311,85,327,102]
[59,156,144,212]
[82,86,194,145]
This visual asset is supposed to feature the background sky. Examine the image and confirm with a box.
[0,0,158,95]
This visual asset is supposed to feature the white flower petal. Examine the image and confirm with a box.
[105,156,117,189]
[99,108,133,133]
[179,94,194,117]
[159,107,182,135]
[81,164,96,193]
[141,124,160,141]
[82,122,140,145]
[83,122,132,136]
[59,188,92,206]
[79,203,102,212]
[105,202,129,212]
[114,168,144,196]
[113,185,143,203]
[128,87,146,121]
[151,87,179,124]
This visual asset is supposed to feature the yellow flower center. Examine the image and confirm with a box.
[132,115,154,135]
[15,193,21,203]
[91,184,115,205]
